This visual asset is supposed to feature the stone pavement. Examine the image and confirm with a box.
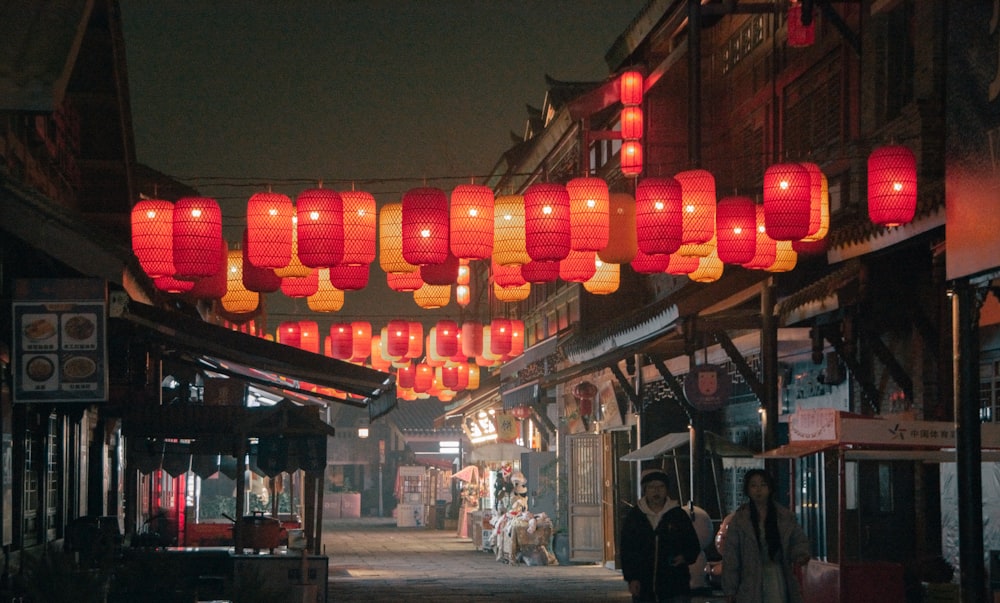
[320,517,726,603]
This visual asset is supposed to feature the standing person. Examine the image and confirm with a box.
[621,470,702,603]
[722,469,811,603]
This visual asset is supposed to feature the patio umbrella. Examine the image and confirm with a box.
[452,465,480,483]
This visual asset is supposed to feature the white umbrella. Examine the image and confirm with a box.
[452,465,480,483]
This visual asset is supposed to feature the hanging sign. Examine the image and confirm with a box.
[495,412,519,444]
[683,364,731,411]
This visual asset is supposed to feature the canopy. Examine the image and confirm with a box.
[620,431,754,461]
[470,442,531,462]
[452,465,480,483]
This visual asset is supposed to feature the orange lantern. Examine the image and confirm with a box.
[457,260,471,285]
[456,284,471,306]
[665,254,699,275]
[307,269,345,312]
[867,145,917,226]
[787,2,815,48]
[413,283,451,309]
[280,269,319,298]
[583,259,620,294]
[173,197,223,278]
[767,240,798,272]
[245,191,294,268]
[351,321,372,361]
[379,203,418,274]
[402,187,450,265]
[763,162,812,240]
[278,321,302,348]
[635,177,683,255]
[493,194,530,266]
[566,176,610,252]
[298,320,320,353]
[689,250,724,283]
[241,230,282,292]
[521,260,559,283]
[221,248,258,313]
[452,361,470,391]
[675,170,716,245]
[619,70,644,105]
[420,253,459,285]
[413,363,435,393]
[509,319,525,357]
[630,250,671,274]
[450,184,494,260]
[524,182,571,262]
[677,235,716,259]
[492,258,526,288]
[131,199,174,278]
[385,320,410,358]
[435,319,459,358]
[743,206,778,270]
[799,163,825,240]
[296,188,344,268]
[462,321,484,357]
[620,140,643,176]
[620,106,644,140]
[716,196,757,264]
[494,282,530,302]
[370,336,391,371]
[386,270,423,292]
[559,250,597,282]
[328,263,370,290]
[490,319,513,356]
[599,192,638,263]
[329,323,353,360]
[340,190,377,265]
[801,170,830,242]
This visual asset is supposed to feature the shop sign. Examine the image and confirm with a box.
[683,364,731,411]
[495,412,519,443]
[12,279,107,403]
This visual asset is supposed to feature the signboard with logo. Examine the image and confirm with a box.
[12,279,108,403]
[683,364,731,411]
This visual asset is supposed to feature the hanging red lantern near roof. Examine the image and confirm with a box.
[763,162,812,240]
[524,182,571,262]
[868,145,917,227]
[635,177,683,256]
[566,176,610,252]
[787,1,815,48]
[716,196,757,264]
[675,170,716,246]
[620,140,644,176]
[296,188,344,268]
[131,199,174,278]
[521,260,559,283]
[619,70,644,105]
[245,191,294,269]
[173,196,223,279]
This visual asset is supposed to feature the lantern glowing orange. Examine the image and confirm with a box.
[173,197,223,278]
[131,199,174,278]
[413,363,434,393]
[665,254,699,275]
[635,177,683,255]
[630,251,671,274]
[351,321,372,362]
[450,184,494,260]
[559,250,597,282]
[521,260,559,283]
[620,106,644,140]
[583,259,620,294]
[438,365,460,390]
[801,172,830,242]
[435,320,459,357]
[280,269,319,298]
[340,190,377,265]
[620,140,643,176]
[396,361,415,389]
[767,240,799,272]
[566,177,610,252]
[689,250,724,283]
[867,145,917,227]
[221,248,258,314]
[402,187,450,265]
[296,188,344,268]
[716,196,757,264]
[619,70,644,105]
[307,269,345,312]
[328,263,370,290]
[386,270,423,292]
[509,319,525,357]
[743,206,778,270]
[298,320,320,353]
[787,2,815,48]
[524,183,571,262]
[413,283,451,309]
[599,193,638,263]
[329,323,353,360]
[370,336,391,371]
[379,203,418,274]
[245,192,294,268]
[273,220,312,278]
[763,162,812,240]
[456,284,471,306]
[278,321,302,348]
[492,258,526,288]
[675,170,716,245]
[798,162,825,240]
[677,235,716,258]
[493,194,529,266]
[462,321,484,357]
[493,282,530,302]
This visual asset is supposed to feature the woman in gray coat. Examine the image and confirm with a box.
[722,469,810,603]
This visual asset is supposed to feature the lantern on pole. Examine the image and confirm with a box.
[296,188,344,268]
[867,145,917,227]
[131,199,175,278]
[450,184,494,260]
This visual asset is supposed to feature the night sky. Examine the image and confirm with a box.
[120,1,648,322]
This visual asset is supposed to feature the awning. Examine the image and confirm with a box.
[433,382,501,428]
[116,300,397,420]
[501,381,540,410]
[755,442,838,459]
[500,336,559,378]
[620,431,755,461]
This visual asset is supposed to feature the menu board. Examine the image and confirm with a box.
[12,279,108,403]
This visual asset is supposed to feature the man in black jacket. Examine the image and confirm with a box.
[620,470,702,603]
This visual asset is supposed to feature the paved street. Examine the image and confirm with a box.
[321,518,725,602]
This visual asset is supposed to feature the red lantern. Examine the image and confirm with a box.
[619,70,644,105]
[792,237,827,255]
[630,251,670,274]
[396,362,415,389]
[407,322,424,359]
[763,162,812,240]
[154,276,195,294]
[716,196,757,264]
[340,190,377,265]
[462,321,484,358]
[328,263,370,290]
[188,239,228,300]
[131,199,174,278]
[296,188,344,268]
[868,145,917,226]
[559,250,597,282]
[329,323,353,360]
[280,269,319,297]
[351,321,372,362]
[435,320,459,358]
[509,319,525,357]
[620,140,643,176]
[241,230,282,292]
[490,319,513,356]
[521,260,559,283]
[674,170,716,245]
[402,187,450,265]
[298,320,320,353]
[620,106,643,140]
[492,258,526,288]
[385,320,410,359]
[386,270,423,292]
[450,184,494,260]
[524,182,571,262]
[173,197,223,278]
[420,253,460,285]
[245,192,294,268]
[635,177,683,255]
[787,2,815,48]
[413,363,434,393]
[370,336,391,371]
[278,321,302,348]
[509,405,532,420]
[802,170,830,242]
[799,162,825,240]
[566,177,610,252]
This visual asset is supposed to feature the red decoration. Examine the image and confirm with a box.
[635,177,683,255]
[420,253,460,285]
[245,192,294,268]
[188,239,228,300]
[435,320,459,358]
[787,3,815,48]
[298,320,320,353]
[241,230,282,292]
[386,270,423,292]
[566,177,610,252]
[450,184,494,260]
[296,188,344,268]
[763,162,812,240]
[716,196,757,264]
[620,140,643,176]
[413,363,434,393]
[744,206,778,269]
[385,320,410,359]
[407,322,424,359]
[278,321,302,348]
[509,319,525,357]
[131,199,174,278]
[620,106,643,140]
[280,269,319,298]
[630,251,671,274]
[328,263,370,290]
[619,70,644,105]
[402,187,450,265]
[868,145,917,226]
[665,254,699,275]
[173,197,223,278]
[351,321,372,362]
[492,258,526,288]
[329,323,353,360]
[396,361,415,389]
[674,170,716,245]
[340,190,377,265]
[462,321,484,357]
[490,319,513,356]
[520,260,559,283]
[153,276,195,294]
[524,182,571,261]
[559,250,597,282]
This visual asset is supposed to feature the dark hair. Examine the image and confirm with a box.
[743,469,781,561]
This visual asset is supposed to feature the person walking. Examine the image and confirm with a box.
[722,469,810,603]
[620,470,702,603]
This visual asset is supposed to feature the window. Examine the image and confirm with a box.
[980,358,1000,422]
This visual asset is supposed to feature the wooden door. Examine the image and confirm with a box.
[568,433,602,562]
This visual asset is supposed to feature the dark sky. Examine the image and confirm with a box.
[120,1,648,322]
